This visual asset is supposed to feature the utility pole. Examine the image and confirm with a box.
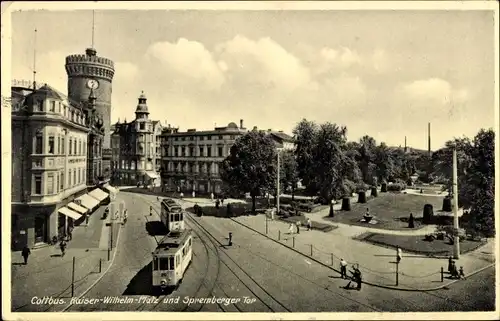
[452,148,460,259]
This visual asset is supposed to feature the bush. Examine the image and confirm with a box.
[297,202,314,212]
[356,182,369,193]
[341,180,357,197]
[381,182,388,192]
[422,204,434,224]
[387,183,406,192]
[341,197,351,211]
[442,197,452,212]
[358,191,367,203]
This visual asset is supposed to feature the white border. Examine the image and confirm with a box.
[2,1,499,321]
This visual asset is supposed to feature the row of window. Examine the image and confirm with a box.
[171,134,236,142]
[32,167,86,195]
[112,160,154,171]
[166,161,219,174]
[33,133,87,156]
[164,145,227,158]
[34,99,87,126]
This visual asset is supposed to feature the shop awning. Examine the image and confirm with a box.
[67,202,88,214]
[88,188,109,202]
[103,183,119,195]
[58,207,82,220]
[146,172,161,179]
[76,194,100,210]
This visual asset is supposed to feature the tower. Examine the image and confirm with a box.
[65,48,114,148]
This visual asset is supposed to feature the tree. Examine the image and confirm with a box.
[356,135,378,185]
[220,131,277,212]
[293,119,319,195]
[308,123,359,201]
[462,129,495,236]
[279,150,299,200]
[374,142,394,183]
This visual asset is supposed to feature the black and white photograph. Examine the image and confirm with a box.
[2,1,498,320]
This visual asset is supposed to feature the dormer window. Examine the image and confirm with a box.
[50,101,56,112]
[35,100,43,112]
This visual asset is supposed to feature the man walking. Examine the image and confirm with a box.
[397,247,402,264]
[340,258,348,279]
[21,246,31,265]
[60,239,67,257]
[306,218,312,231]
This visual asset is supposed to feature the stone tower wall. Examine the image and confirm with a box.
[65,51,115,148]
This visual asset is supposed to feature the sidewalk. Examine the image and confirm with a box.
[231,214,495,291]
[11,206,121,312]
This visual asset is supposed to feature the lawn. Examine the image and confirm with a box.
[357,232,487,256]
[325,192,445,230]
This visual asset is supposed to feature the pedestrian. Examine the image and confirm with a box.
[340,258,348,279]
[215,199,220,209]
[296,221,300,234]
[356,269,363,290]
[408,213,415,228]
[60,239,67,257]
[288,223,295,234]
[459,266,466,279]
[21,245,31,265]
[67,226,73,241]
[448,256,453,273]
[85,213,89,226]
[306,218,312,231]
[228,232,233,246]
[210,192,214,201]
[192,190,195,198]
[346,265,359,289]
[397,247,402,264]
[180,192,184,200]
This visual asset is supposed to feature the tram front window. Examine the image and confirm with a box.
[174,213,180,221]
[158,256,175,270]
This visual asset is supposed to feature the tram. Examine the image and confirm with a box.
[152,198,192,292]
[160,198,184,232]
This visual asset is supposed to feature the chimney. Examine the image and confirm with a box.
[240,119,244,129]
[428,122,431,157]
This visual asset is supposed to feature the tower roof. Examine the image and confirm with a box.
[135,91,149,114]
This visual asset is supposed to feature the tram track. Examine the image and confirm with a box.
[137,194,278,312]
[133,194,227,312]
[185,213,291,312]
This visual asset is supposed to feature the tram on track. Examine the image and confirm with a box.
[152,198,192,292]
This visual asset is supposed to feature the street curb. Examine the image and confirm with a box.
[230,218,495,292]
[59,220,122,312]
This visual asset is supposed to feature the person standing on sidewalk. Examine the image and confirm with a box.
[192,190,196,198]
[21,246,31,265]
[211,192,214,201]
[180,192,184,200]
[397,247,402,264]
[306,218,312,231]
[340,258,348,279]
[295,221,300,234]
[59,239,67,257]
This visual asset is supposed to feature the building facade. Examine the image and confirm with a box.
[160,120,247,194]
[65,47,114,176]
[110,92,162,187]
[11,84,89,249]
[85,89,105,185]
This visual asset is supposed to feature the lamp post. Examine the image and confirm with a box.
[276,147,283,218]
[452,148,460,259]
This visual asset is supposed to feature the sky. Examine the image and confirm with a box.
[9,5,497,150]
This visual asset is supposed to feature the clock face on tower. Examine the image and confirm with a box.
[87,79,99,89]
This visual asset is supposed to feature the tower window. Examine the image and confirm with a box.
[35,134,43,154]
[48,136,55,154]
[140,123,145,130]
[50,101,56,112]
[33,175,42,194]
